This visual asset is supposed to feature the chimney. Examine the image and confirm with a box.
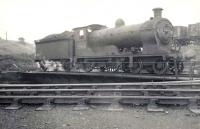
[153,8,163,19]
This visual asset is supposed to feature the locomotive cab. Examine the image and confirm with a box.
[72,24,107,56]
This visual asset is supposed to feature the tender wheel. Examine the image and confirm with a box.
[100,66,106,72]
[130,58,142,74]
[38,60,48,71]
[63,61,70,72]
[153,59,168,75]
[122,62,130,72]
[83,62,95,72]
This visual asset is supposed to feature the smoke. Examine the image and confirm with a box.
[180,43,200,61]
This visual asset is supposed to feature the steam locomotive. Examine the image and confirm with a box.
[35,8,184,74]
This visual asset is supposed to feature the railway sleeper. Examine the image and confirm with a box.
[0,97,200,114]
[188,99,200,114]
[106,99,123,111]
[35,98,54,111]
[106,86,123,111]
[5,98,21,110]
[147,99,164,112]
[73,98,89,111]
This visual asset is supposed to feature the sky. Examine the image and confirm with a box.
[0,0,200,43]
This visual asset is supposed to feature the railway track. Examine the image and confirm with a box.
[3,71,199,85]
[1,80,200,113]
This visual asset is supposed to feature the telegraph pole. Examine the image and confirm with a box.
[5,32,7,40]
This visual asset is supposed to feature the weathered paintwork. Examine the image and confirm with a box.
[35,8,174,59]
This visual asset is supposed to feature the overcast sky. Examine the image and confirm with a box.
[0,0,200,43]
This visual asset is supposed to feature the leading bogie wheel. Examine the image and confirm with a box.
[146,66,154,74]
[170,61,184,74]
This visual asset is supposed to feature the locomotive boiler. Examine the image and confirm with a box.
[35,8,184,74]
[88,8,173,55]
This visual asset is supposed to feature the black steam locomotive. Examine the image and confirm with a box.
[35,8,184,74]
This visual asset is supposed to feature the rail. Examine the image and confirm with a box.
[0,80,200,113]
[0,80,200,87]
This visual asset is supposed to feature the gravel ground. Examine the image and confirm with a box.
[0,105,200,129]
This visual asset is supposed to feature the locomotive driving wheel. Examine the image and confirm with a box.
[153,59,168,75]
[169,60,184,74]
[130,58,142,74]
[105,63,119,72]
[146,66,154,74]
